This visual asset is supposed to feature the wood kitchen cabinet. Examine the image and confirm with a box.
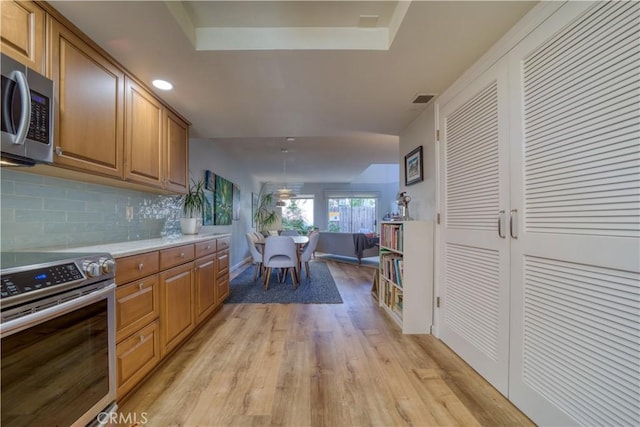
[116,320,160,399]
[0,0,46,74]
[49,18,125,178]
[216,237,230,305]
[194,254,216,325]
[115,251,161,399]
[114,236,229,400]
[165,109,189,193]
[125,77,189,193]
[159,262,195,357]
[194,239,217,325]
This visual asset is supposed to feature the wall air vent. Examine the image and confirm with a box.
[412,94,436,104]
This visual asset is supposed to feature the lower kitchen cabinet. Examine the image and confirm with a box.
[159,262,195,357]
[114,235,230,400]
[116,320,161,399]
[216,251,230,306]
[115,274,159,342]
[194,254,216,325]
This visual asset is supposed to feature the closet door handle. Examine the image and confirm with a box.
[510,209,518,239]
[498,210,506,238]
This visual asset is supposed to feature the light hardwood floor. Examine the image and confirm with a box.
[119,260,534,427]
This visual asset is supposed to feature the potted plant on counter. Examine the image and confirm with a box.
[180,179,205,234]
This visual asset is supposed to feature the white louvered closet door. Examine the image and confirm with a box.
[507,2,640,425]
[438,62,511,394]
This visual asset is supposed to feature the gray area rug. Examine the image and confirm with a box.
[227,261,343,304]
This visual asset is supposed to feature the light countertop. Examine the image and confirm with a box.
[55,232,231,258]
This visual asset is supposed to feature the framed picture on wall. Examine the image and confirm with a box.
[213,174,233,225]
[251,192,258,228]
[404,146,423,186]
[232,184,240,221]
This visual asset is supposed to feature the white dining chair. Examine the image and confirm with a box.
[245,233,264,282]
[263,236,298,290]
[299,231,320,280]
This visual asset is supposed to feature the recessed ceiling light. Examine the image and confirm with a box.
[286,137,295,142]
[152,79,173,90]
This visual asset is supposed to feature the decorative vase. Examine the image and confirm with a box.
[180,217,202,235]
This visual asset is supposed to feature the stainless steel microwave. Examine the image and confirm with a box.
[1,53,53,166]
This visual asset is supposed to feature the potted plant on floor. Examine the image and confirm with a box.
[180,179,205,234]
[254,191,278,236]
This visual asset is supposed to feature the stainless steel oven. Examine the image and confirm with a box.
[1,252,117,426]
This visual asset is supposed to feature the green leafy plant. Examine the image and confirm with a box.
[182,179,205,218]
[254,191,278,234]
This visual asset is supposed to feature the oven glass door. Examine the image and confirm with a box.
[1,295,112,426]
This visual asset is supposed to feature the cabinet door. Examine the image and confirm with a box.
[216,250,230,305]
[438,60,511,395]
[125,77,164,188]
[49,19,124,178]
[116,320,160,399]
[507,2,640,425]
[194,254,216,324]
[165,110,188,193]
[115,274,160,343]
[0,0,46,74]
[159,262,194,357]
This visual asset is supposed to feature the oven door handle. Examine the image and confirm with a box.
[0,283,115,338]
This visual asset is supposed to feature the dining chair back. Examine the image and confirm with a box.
[299,231,320,280]
[263,236,298,289]
[246,232,264,282]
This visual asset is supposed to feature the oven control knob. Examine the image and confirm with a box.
[83,261,102,278]
[100,258,116,275]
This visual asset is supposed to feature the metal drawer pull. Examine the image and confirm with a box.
[498,210,506,238]
[180,252,185,258]
[138,263,144,271]
[139,282,144,290]
[139,335,144,343]
[510,209,518,239]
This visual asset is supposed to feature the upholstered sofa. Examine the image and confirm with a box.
[315,232,379,264]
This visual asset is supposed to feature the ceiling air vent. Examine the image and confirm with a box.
[412,94,435,104]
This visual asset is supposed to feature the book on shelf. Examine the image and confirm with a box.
[380,251,403,287]
[381,223,403,252]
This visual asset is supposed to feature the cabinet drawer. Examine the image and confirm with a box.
[116,274,160,342]
[195,239,216,258]
[216,237,230,252]
[160,244,194,270]
[216,275,229,306]
[116,252,159,284]
[116,320,160,399]
[217,249,229,277]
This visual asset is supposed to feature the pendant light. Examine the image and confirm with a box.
[275,150,296,200]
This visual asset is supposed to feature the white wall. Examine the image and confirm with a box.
[398,102,437,221]
[188,138,260,269]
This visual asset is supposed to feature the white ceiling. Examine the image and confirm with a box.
[48,0,536,185]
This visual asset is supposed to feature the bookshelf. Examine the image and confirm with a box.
[379,220,434,334]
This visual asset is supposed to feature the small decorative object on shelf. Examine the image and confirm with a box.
[378,220,434,334]
[395,191,413,220]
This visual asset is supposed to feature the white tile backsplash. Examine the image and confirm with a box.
[0,169,183,251]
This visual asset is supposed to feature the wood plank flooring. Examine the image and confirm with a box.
[119,260,534,427]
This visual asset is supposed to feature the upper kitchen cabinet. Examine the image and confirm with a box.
[125,77,163,187]
[125,77,189,193]
[165,110,189,193]
[49,18,125,178]
[0,0,46,74]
